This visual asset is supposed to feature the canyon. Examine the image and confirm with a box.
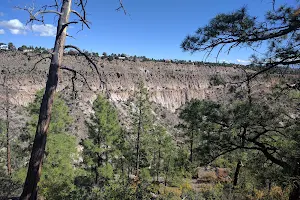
[0,51,275,138]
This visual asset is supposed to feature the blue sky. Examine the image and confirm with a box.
[0,0,296,63]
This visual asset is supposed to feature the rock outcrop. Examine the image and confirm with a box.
[0,51,273,138]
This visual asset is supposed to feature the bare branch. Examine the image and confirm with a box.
[78,0,87,19]
[66,34,76,40]
[116,0,127,15]
[248,59,300,80]
[215,44,226,63]
[33,10,62,17]
[63,21,79,27]
[206,147,240,164]
[15,6,62,24]
[48,0,60,11]
[61,66,93,91]
[30,56,52,72]
[64,45,106,88]
[71,10,90,29]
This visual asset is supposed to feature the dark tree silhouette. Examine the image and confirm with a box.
[181,3,300,79]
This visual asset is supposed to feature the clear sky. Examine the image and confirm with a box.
[0,0,296,64]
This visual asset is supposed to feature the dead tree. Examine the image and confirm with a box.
[5,72,12,177]
[18,0,126,199]
[20,0,72,199]
[18,2,75,199]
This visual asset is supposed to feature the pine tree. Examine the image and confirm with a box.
[181,3,300,75]
[130,82,153,178]
[178,99,219,164]
[147,125,177,184]
[82,95,121,186]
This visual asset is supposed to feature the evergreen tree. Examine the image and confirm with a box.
[8,42,15,51]
[147,125,177,184]
[17,90,77,200]
[178,99,221,164]
[130,82,153,178]
[82,95,121,186]
[179,88,300,198]
[181,2,299,79]
[0,119,18,198]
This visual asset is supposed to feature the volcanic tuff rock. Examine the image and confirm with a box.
[0,51,269,138]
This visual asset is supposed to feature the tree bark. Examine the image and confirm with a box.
[4,71,12,176]
[233,160,242,187]
[289,182,300,200]
[153,151,156,181]
[289,162,300,200]
[20,1,72,199]
[6,93,11,176]
[135,114,141,177]
[190,131,193,163]
[157,145,161,182]
[164,159,170,186]
[135,92,142,178]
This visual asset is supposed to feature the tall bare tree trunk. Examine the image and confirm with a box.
[4,70,12,176]
[135,107,142,178]
[135,90,143,178]
[6,79,11,176]
[157,145,161,182]
[190,130,193,163]
[20,1,72,199]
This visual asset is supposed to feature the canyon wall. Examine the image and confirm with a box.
[0,51,269,137]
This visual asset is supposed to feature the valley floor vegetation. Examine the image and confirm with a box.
[0,78,299,200]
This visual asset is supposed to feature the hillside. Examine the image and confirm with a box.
[0,51,274,138]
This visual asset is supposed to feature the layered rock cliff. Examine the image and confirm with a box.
[0,51,272,138]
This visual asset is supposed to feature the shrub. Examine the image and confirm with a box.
[209,74,225,86]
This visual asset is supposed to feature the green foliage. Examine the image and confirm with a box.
[209,74,225,86]
[8,42,15,51]
[0,119,6,169]
[179,86,300,198]
[108,56,114,61]
[178,99,223,165]
[82,95,121,186]
[131,82,153,134]
[16,90,78,200]
[181,3,299,71]
[130,82,154,171]
[140,168,151,181]
[0,120,22,197]
[76,94,130,200]
[39,133,78,199]
[146,125,178,184]
[25,90,73,138]
[98,163,114,180]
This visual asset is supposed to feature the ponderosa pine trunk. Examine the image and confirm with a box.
[135,111,141,178]
[189,131,193,163]
[20,1,72,199]
[233,160,242,187]
[4,71,12,176]
[135,91,142,178]
[289,181,300,200]
[157,145,161,182]
[289,162,300,200]
[6,86,11,176]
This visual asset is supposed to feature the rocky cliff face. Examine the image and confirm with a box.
[0,51,270,138]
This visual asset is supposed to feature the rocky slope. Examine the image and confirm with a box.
[0,51,273,138]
